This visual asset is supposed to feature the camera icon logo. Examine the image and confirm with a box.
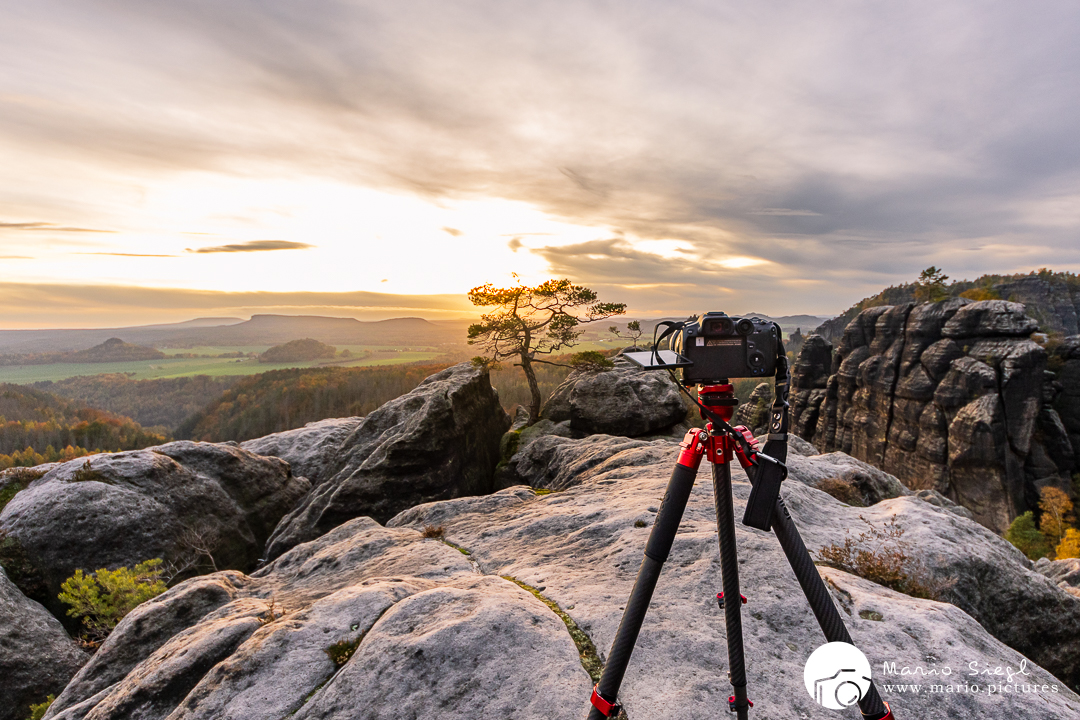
[803,642,873,710]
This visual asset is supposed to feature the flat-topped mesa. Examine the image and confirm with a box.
[791,299,1076,533]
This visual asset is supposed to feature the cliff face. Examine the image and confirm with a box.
[792,299,1076,532]
[813,271,1080,344]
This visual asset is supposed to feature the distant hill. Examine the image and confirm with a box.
[0,384,167,468]
[259,338,337,363]
[813,269,1080,343]
[0,315,464,354]
[0,338,165,367]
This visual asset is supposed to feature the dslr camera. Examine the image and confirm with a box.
[669,312,779,384]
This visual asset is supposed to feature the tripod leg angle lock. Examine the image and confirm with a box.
[584,374,895,720]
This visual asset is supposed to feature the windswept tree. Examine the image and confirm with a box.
[468,277,626,425]
[914,266,950,302]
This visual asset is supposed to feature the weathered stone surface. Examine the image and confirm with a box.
[1035,557,1080,598]
[390,434,1080,715]
[241,417,363,486]
[791,298,1070,532]
[45,517,590,720]
[0,442,309,613]
[784,451,910,505]
[543,364,687,437]
[263,363,510,560]
[1053,336,1080,462]
[0,566,87,720]
[942,300,1040,338]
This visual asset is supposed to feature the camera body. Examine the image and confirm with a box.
[670,312,779,384]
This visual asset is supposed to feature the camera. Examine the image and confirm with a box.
[669,312,779,384]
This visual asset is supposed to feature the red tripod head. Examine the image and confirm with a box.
[697,383,737,423]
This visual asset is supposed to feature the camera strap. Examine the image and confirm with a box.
[742,328,791,530]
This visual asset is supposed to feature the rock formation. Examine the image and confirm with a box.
[0,442,309,615]
[263,363,510,560]
[541,362,688,437]
[43,518,590,720]
[791,299,1075,532]
[240,416,364,487]
[28,431,1080,719]
[1,566,87,720]
[1052,335,1080,462]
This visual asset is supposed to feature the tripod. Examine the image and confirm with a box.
[586,380,894,720]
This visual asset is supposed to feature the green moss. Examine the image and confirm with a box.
[439,538,472,556]
[502,576,603,683]
[533,488,557,496]
[0,481,24,514]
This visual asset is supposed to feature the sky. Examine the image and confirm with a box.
[2,0,1079,328]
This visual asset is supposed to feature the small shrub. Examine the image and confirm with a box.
[421,524,445,539]
[58,558,168,644]
[568,350,615,371]
[815,477,865,507]
[634,520,647,528]
[1005,511,1052,560]
[27,695,54,720]
[70,460,108,484]
[326,636,362,667]
[817,515,949,600]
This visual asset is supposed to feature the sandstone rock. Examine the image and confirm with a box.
[0,566,87,720]
[1053,336,1080,462]
[792,298,1065,532]
[262,363,510,560]
[389,434,1080,715]
[0,443,309,614]
[733,382,771,434]
[1035,557,1080,598]
[942,300,1039,338]
[543,364,687,437]
[240,417,363,486]
[44,517,590,720]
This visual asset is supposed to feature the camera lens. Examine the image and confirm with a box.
[736,319,754,335]
[748,351,765,368]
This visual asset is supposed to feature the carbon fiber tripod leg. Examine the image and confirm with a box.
[770,495,891,719]
[713,458,750,720]
[586,458,699,719]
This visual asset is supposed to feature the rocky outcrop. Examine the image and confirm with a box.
[542,363,688,436]
[263,363,510,560]
[1035,557,1080,598]
[791,299,1074,532]
[37,432,1080,719]
[1,566,87,720]
[44,518,591,720]
[0,442,309,614]
[240,416,364,486]
[391,434,1080,713]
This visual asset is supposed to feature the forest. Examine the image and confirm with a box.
[36,374,240,431]
[0,384,167,469]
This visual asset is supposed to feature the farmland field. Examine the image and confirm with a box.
[0,346,444,384]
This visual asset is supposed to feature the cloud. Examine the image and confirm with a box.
[0,256,32,260]
[2,1,1080,313]
[75,252,178,257]
[442,227,462,237]
[185,240,314,253]
[0,221,115,233]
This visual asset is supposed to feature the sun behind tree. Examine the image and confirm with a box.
[467,276,626,426]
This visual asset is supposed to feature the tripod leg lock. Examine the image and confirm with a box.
[716,591,747,609]
[728,695,754,712]
[590,686,623,717]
